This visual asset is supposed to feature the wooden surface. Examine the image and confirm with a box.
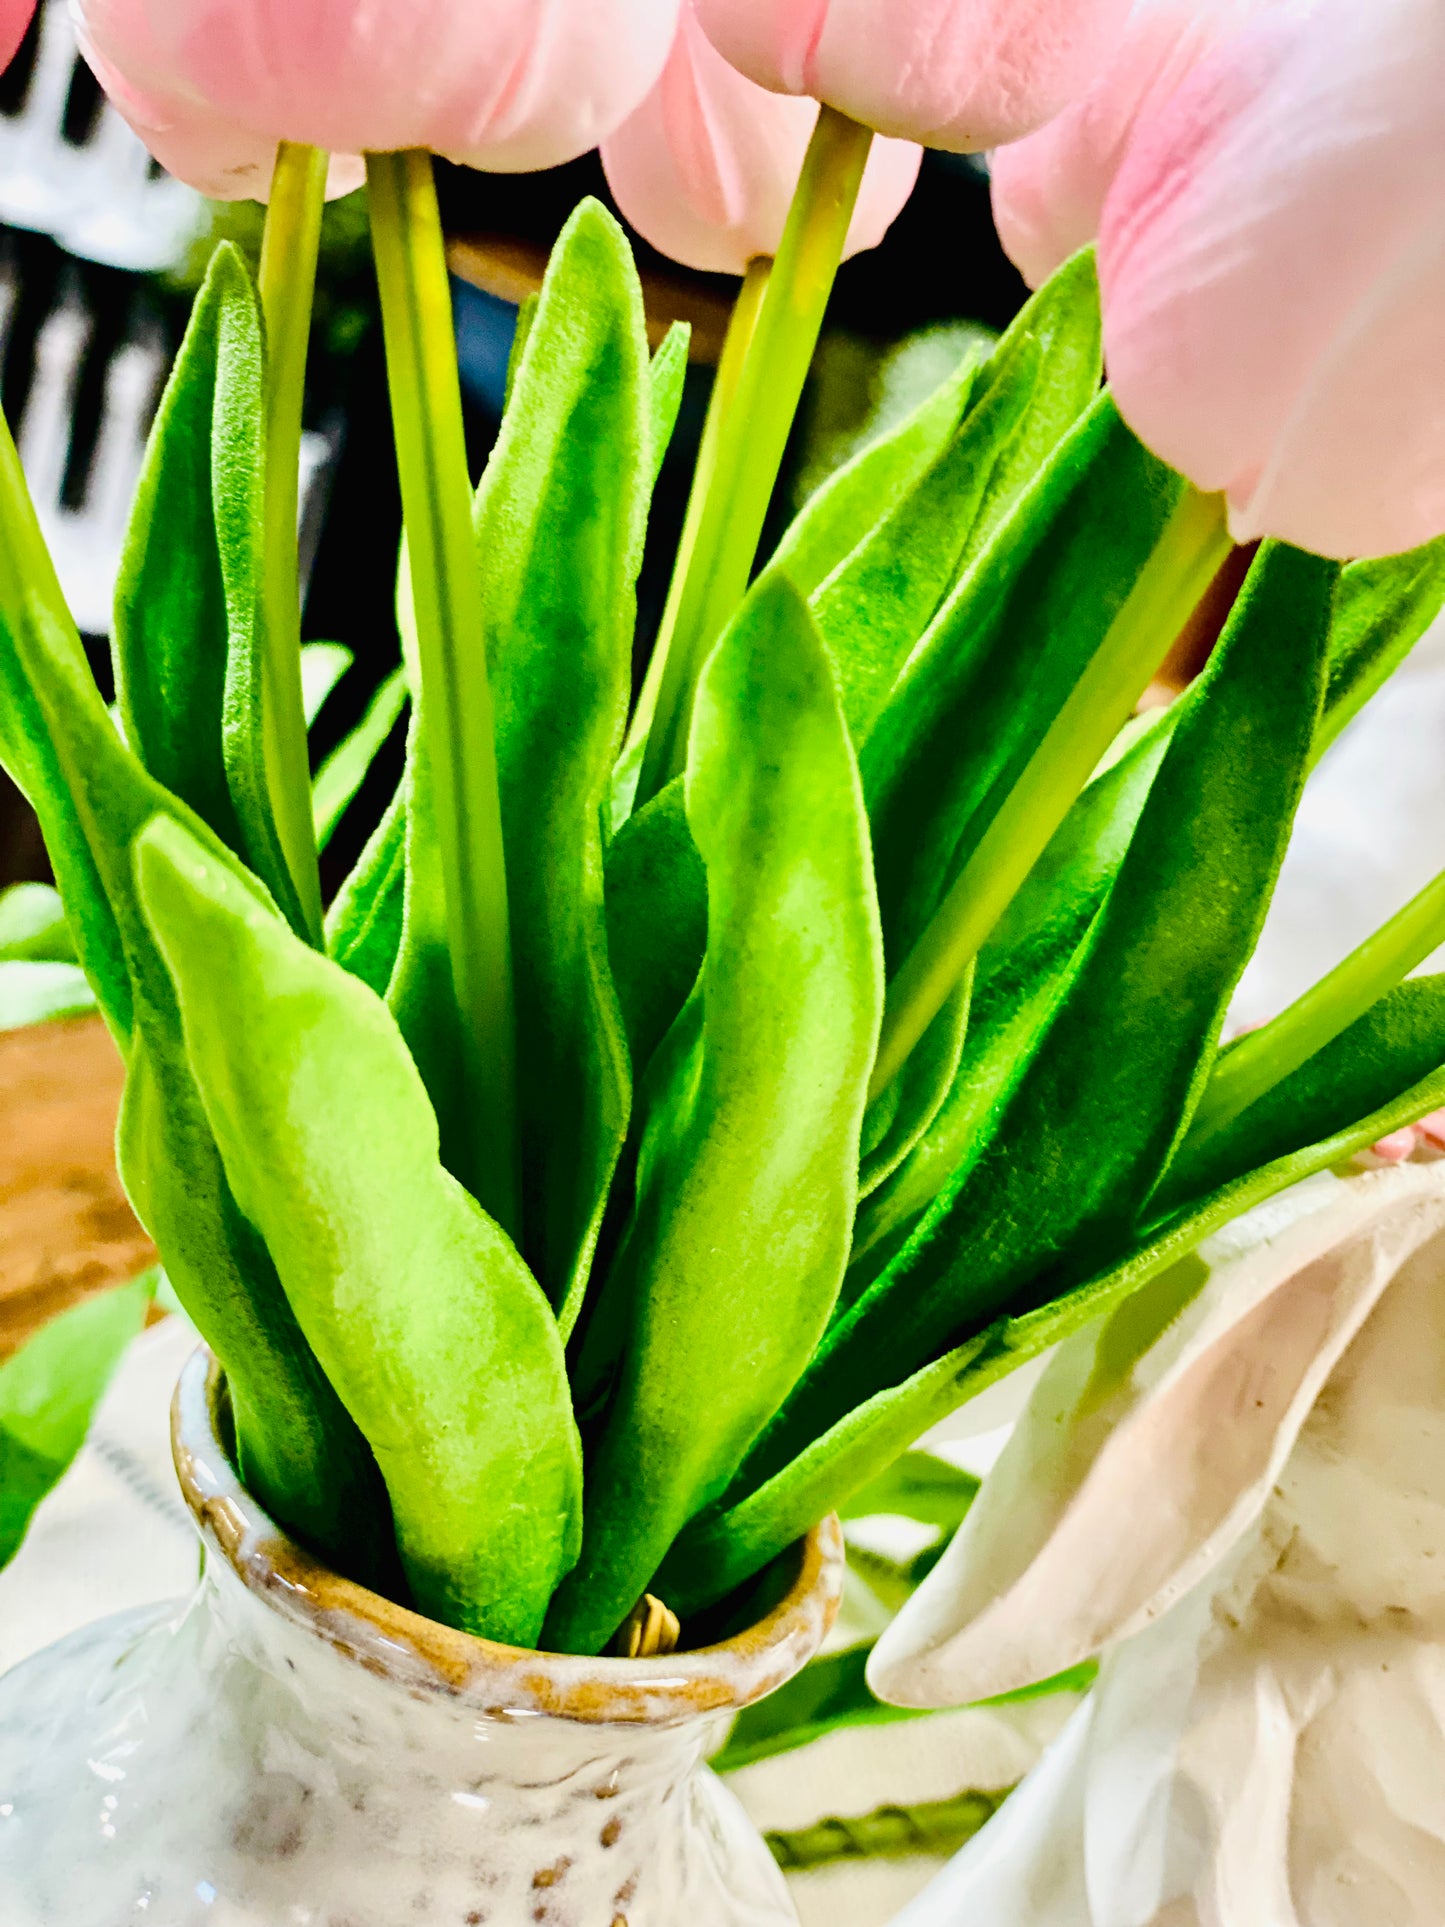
[0,1015,154,1357]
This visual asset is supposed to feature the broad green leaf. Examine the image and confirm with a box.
[0,960,96,1028]
[711,1643,932,1772]
[137,814,583,1643]
[474,199,646,1325]
[111,245,245,858]
[0,1275,153,1569]
[757,544,1337,1494]
[951,247,1102,582]
[193,252,311,941]
[0,881,73,962]
[863,398,1181,971]
[0,428,391,1580]
[1321,535,1445,755]
[325,779,407,996]
[545,578,884,1655]
[1157,973,1445,1214]
[767,352,977,604]
[300,640,353,726]
[840,1450,980,1531]
[807,331,1039,743]
[649,321,690,489]
[312,665,407,849]
[859,973,971,1199]
[602,776,707,1077]
[502,291,538,416]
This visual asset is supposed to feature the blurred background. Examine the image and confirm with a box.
[0,0,1028,900]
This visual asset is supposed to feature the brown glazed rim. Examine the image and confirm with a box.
[172,1345,844,1726]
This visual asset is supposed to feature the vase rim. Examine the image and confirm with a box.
[171,1344,844,1726]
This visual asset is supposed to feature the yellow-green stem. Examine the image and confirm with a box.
[366,149,519,1237]
[1188,864,1445,1151]
[257,140,327,944]
[870,488,1233,1098]
[626,257,770,808]
[638,108,874,797]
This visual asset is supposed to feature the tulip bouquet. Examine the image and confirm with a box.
[2,0,1444,1672]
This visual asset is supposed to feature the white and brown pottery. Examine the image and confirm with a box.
[0,1346,844,1925]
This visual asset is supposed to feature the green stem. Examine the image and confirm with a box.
[1187,863,1445,1151]
[366,150,519,1236]
[626,257,770,809]
[257,140,328,944]
[638,108,874,797]
[870,487,1233,1098]
[766,1786,1010,1871]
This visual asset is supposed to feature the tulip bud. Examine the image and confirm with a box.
[693,0,1132,152]
[1099,0,1445,559]
[0,0,33,74]
[73,0,682,186]
[990,0,1266,289]
[601,3,920,276]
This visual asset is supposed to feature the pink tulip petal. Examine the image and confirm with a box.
[0,0,33,74]
[77,0,682,175]
[1417,1111,1445,1152]
[990,0,1267,290]
[1369,1128,1419,1165]
[694,0,1131,152]
[602,5,920,276]
[1100,0,1445,560]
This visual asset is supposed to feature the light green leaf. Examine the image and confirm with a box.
[0,1275,154,1569]
[136,814,583,1643]
[325,779,407,995]
[602,776,707,1078]
[474,199,646,1326]
[0,881,73,962]
[859,973,971,1199]
[0,960,96,1028]
[1321,535,1445,755]
[649,321,690,489]
[311,665,407,849]
[300,640,353,726]
[546,577,884,1654]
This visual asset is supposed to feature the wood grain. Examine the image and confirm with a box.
[0,1016,155,1357]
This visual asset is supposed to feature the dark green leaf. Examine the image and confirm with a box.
[1321,535,1445,755]
[545,577,884,1654]
[475,199,646,1326]
[0,1275,154,1569]
[712,1644,931,1772]
[602,776,706,1078]
[325,780,407,996]
[859,973,971,1199]
[137,814,583,1643]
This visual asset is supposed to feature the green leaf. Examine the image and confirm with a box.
[325,779,407,996]
[545,577,884,1654]
[503,291,538,415]
[951,247,1102,582]
[474,199,646,1326]
[0,960,96,1028]
[1157,973,1445,1214]
[136,814,583,1643]
[0,882,73,962]
[840,1450,980,1531]
[299,640,353,726]
[806,330,1039,743]
[0,427,392,1582]
[649,321,690,489]
[863,398,1181,973]
[111,245,246,858]
[859,973,971,1200]
[711,1643,932,1772]
[602,776,707,1077]
[1321,535,1445,756]
[0,1275,154,1569]
[756,543,1337,1495]
[311,665,407,850]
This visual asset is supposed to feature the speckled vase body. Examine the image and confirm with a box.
[0,1349,843,1926]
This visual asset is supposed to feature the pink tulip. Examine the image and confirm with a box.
[990,0,1266,290]
[1099,0,1445,559]
[75,0,681,179]
[0,0,33,74]
[82,41,363,200]
[601,4,921,276]
[692,0,1132,152]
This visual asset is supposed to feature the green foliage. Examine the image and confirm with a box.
[312,667,408,849]
[545,578,883,1654]
[0,882,73,962]
[0,1276,154,1569]
[137,815,583,1642]
[0,961,95,1028]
